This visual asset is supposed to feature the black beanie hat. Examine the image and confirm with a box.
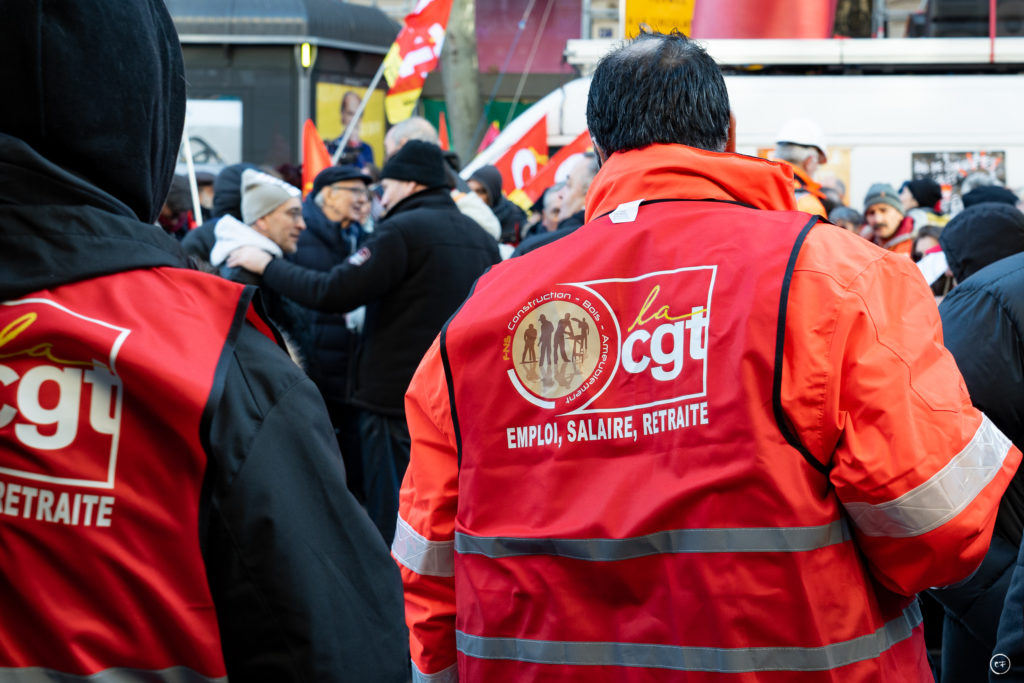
[311,165,372,198]
[380,140,448,188]
[962,185,1019,209]
[901,178,943,211]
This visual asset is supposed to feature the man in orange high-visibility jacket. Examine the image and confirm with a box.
[773,117,831,218]
[394,30,1020,683]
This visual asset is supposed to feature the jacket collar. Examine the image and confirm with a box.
[384,186,454,218]
[784,160,827,200]
[876,215,915,249]
[586,144,798,223]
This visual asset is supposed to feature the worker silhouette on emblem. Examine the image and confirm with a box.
[553,313,573,366]
[572,316,589,361]
[522,323,537,363]
[538,314,553,368]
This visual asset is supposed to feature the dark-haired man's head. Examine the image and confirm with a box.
[586,31,730,159]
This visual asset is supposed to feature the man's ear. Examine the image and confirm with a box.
[589,134,607,168]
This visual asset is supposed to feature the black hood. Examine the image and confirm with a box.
[468,165,504,208]
[940,202,1024,282]
[0,135,186,302]
[0,0,185,224]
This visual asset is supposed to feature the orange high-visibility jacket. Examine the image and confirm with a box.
[394,144,1019,682]
[782,160,828,218]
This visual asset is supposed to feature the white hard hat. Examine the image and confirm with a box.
[775,117,828,164]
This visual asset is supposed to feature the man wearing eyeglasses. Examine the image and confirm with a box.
[209,169,305,283]
[310,166,372,240]
[292,165,374,503]
[208,169,307,339]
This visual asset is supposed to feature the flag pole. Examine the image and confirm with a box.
[331,59,389,165]
[181,116,204,227]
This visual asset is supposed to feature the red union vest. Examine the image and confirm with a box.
[440,200,930,682]
[0,267,254,681]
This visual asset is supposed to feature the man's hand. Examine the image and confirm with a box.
[227,246,274,275]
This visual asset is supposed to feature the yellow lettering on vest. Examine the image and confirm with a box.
[627,286,705,333]
[0,312,93,368]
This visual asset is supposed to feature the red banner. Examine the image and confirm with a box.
[382,0,454,123]
[492,117,549,203]
[301,119,333,198]
[516,129,593,206]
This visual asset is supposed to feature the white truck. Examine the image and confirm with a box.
[465,36,1024,212]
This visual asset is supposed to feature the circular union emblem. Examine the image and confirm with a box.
[508,294,610,405]
[992,653,1011,676]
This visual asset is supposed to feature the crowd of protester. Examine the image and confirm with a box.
[151,100,1024,683]
[8,3,1024,680]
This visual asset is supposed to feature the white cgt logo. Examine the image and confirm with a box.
[0,364,120,451]
[622,305,708,382]
[0,299,129,489]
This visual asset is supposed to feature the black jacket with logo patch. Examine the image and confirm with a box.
[261,187,501,416]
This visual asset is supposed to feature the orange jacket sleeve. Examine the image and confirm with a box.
[783,225,1021,596]
[393,337,461,680]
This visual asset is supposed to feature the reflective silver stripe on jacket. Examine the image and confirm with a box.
[455,519,851,561]
[0,666,226,682]
[845,415,1012,538]
[456,601,921,673]
[393,515,455,577]
[412,660,458,683]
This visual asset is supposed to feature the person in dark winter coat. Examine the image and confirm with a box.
[930,203,1024,682]
[0,2,407,680]
[469,164,527,244]
[950,254,1024,683]
[291,165,374,501]
[229,140,501,542]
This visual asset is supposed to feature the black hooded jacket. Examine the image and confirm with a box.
[940,218,1024,544]
[0,2,405,680]
[469,165,527,243]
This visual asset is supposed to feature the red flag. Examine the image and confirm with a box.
[492,116,548,201]
[438,111,451,151]
[476,122,501,154]
[518,129,593,205]
[302,119,333,199]
[382,0,455,123]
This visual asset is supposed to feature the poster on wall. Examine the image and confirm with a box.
[315,82,385,170]
[911,151,1006,215]
[178,98,243,174]
[625,0,697,38]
